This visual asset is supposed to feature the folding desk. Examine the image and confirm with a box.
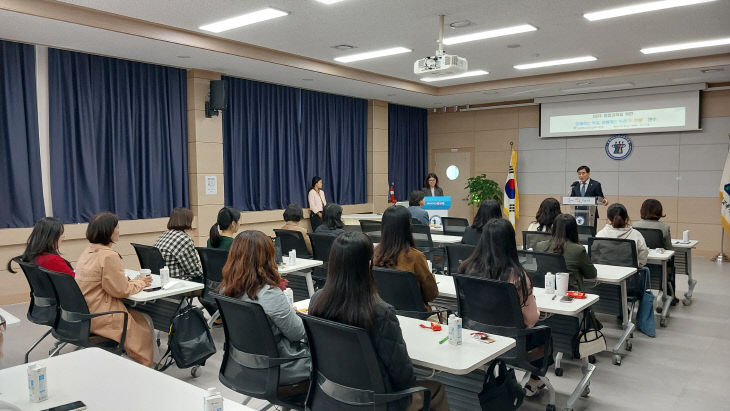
[277,259,323,297]
[0,308,20,328]
[124,271,204,332]
[671,239,699,305]
[647,249,674,327]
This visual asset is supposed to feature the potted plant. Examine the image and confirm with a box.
[465,174,502,205]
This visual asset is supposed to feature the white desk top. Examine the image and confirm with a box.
[431,234,462,244]
[595,264,638,284]
[278,259,323,274]
[124,271,203,303]
[292,300,515,375]
[0,348,253,411]
[434,274,456,298]
[0,308,20,328]
[343,213,382,224]
[532,287,598,316]
[671,239,699,249]
[648,248,675,261]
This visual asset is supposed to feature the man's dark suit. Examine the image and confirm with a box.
[570,179,605,222]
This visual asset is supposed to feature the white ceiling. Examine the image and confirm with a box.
[1,0,729,107]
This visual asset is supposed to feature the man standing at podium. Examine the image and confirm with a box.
[571,165,609,206]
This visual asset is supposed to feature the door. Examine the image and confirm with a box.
[434,150,472,220]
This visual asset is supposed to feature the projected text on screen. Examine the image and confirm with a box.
[549,107,686,133]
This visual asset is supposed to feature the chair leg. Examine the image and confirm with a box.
[538,375,557,407]
[207,310,220,328]
[256,404,273,411]
[25,329,53,363]
[241,397,252,405]
[49,342,67,357]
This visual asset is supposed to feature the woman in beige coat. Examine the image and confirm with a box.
[75,212,154,367]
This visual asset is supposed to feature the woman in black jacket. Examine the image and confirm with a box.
[309,232,448,411]
[462,199,503,245]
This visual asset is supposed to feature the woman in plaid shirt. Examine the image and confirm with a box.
[154,207,203,279]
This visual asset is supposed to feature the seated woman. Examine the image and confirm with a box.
[632,199,672,250]
[407,190,430,226]
[218,230,310,389]
[281,204,313,254]
[596,203,649,267]
[7,217,74,277]
[309,231,448,411]
[75,212,154,367]
[314,203,345,236]
[536,214,597,291]
[373,205,438,311]
[527,198,561,233]
[154,207,203,279]
[462,199,502,245]
[207,206,240,250]
[457,218,543,395]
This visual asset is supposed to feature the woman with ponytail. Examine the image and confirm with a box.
[207,206,241,250]
[596,203,649,267]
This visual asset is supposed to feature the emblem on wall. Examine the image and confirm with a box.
[605,134,632,160]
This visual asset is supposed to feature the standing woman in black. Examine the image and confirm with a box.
[423,173,444,197]
[308,176,327,232]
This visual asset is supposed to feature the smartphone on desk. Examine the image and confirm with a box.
[42,401,87,411]
[143,286,162,292]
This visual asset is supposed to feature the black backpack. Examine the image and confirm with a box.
[478,359,525,410]
[156,305,216,371]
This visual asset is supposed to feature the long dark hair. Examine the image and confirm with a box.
[373,205,414,268]
[546,214,579,254]
[7,217,71,273]
[535,197,561,231]
[322,203,344,230]
[472,199,502,229]
[309,232,379,330]
[210,206,241,248]
[310,176,322,191]
[458,219,531,306]
[218,231,281,300]
[424,173,439,188]
[607,203,630,229]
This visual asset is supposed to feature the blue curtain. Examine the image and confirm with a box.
[48,49,188,223]
[0,40,45,228]
[388,103,428,201]
[223,76,367,211]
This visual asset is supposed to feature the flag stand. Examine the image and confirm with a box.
[711,228,729,262]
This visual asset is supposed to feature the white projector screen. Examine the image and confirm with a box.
[539,90,700,137]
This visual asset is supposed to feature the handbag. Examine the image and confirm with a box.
[636,267,656,337]
[156,304,217,371]
[572,310,607,359]
[478,359,525,411]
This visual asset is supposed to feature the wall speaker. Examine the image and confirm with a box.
[205,80,227,117]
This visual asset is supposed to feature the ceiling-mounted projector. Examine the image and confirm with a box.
[414,15,468,76]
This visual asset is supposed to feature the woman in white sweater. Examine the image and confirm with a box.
[596,203,649,267]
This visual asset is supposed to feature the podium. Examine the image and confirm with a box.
[423,196,451,226]
[563,196,601,241]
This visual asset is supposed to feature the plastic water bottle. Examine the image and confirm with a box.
[284,288,294,308]
[288,249,297,266]
[545,272,555,294]
[448,315,462,345]
[203,387,223,411]
[159,266,170,286]
[27,363,47,402]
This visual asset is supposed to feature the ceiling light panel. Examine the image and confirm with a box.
[640,37,730,54]
[584,0,716,21]
[199,8,288,33]
[442,24,537,45]
[421,70,489,82]
[315,0,347,4]
[514,56,597,70]
[334,47,411,63]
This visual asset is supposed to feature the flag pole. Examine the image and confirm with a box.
[711,228,728,262]
[715,134,730,262]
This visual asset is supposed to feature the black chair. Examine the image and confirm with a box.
[16,260,60,363]
[411,218,425,225]
[522,231,553,251]
[452,274,556,409]
[577,226,595,245]
[372,267,445,321]
[517,250,568,288]
[308,233,337,288]
[359,220,382,244]
[196,247,228,325]
[274,229,313,260]
[44,268,128,356]
[441,217,469,237]
[300,314,431,410]
[412,223,434,249]
[131,243,166,274]
[586,237,640,318]
[444,244,475,275]
[214,295,308,410]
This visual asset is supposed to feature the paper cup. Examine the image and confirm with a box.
[556,272,569,296]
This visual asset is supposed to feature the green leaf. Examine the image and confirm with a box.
[464,174,503,205]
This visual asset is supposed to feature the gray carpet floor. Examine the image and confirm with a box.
[2,256,728,410]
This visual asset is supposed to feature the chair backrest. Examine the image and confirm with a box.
[308,233,337,262]
[358,220,382,244]
[17,260,58,326]
[273,229,313,259]
[372,267,427,318]
[214,295,282,399]
[452,274,525,330]
[577,225,595,244]
[517,250,567,288]
[522,231,553,251]
[634,227,664,249]
[196,247,229,303]
[131,243,166,274]
[411,218,425,226]
[588,237,638,269]
[441,217,469,236]
[445,244,475,275]
[301,314,391,410]
[411,224,433,248]
[43,268,92,345]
